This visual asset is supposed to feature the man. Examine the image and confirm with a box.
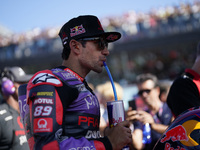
[127,73,173,150]
[0,66,32,150]
[167,42,200,118]
[22,15,132,150]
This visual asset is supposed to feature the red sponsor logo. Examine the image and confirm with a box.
[34,98,54,105]
[15,130,25,136]
[15,116,26,136]
[34,118,53,133]
[70,25,86,37]
[106,34,119,41]
[161,125,188,143]
[112,117,122,126]
[17,116,24,129]
[78,116,99,127]
[164,143,186,150]
[61,32,68,43]
[61,32,68,39]
[65,68,83,82]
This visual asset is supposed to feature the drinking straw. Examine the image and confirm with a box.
[103,61,118,101]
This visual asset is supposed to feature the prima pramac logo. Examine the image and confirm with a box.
[34,118,53,133]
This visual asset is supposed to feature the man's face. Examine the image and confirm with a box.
[13,82,27,100]
[137,79,159,108]
[79,37,110,73]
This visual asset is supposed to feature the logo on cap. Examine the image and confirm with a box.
[70,24,86,37]
[61,32,68,45]
[106,34,120,41]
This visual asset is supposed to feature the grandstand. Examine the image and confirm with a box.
[1,1,200,86]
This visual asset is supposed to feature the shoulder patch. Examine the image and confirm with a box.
[27,70,63,90]
[0,109,7,115]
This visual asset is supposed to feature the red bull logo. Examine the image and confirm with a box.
[161,125,188,143]
[112,117,122,126]
[70,24,86,37]
[164,143,186,150]
[107,101,125,127]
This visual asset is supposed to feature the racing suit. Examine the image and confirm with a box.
[20,66,112,150]
[0,102,29,150]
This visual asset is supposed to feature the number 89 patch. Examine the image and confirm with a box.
[34,106,53,117]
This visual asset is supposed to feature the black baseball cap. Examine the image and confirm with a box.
[58,15,121,47]
[2,66,33,83]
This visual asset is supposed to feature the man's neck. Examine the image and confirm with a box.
[150,99,162,114]
[6,96,20,113]
[62,60,89,78]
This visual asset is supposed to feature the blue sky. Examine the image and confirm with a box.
[0,0,191,33]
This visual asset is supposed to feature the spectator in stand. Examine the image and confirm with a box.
[167,41,200,118]
[127,73,173,150]
[0,66,32,150]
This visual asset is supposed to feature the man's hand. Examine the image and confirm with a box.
[126,108,140,122]
[126,108,154,125]
[105,120,132,150]
[137,110,154,124]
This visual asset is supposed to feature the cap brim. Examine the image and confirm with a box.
[75,31,121,43]
[88,32,121,43]
[15,74,33,82]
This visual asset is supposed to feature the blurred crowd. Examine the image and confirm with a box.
[102,0,200,41]
[0,0,199,85]
[0,0,200,48]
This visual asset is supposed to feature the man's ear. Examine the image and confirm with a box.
[69,39,81,54]
[155,86,160,95]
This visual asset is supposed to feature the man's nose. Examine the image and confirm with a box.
[101,47,109,56]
